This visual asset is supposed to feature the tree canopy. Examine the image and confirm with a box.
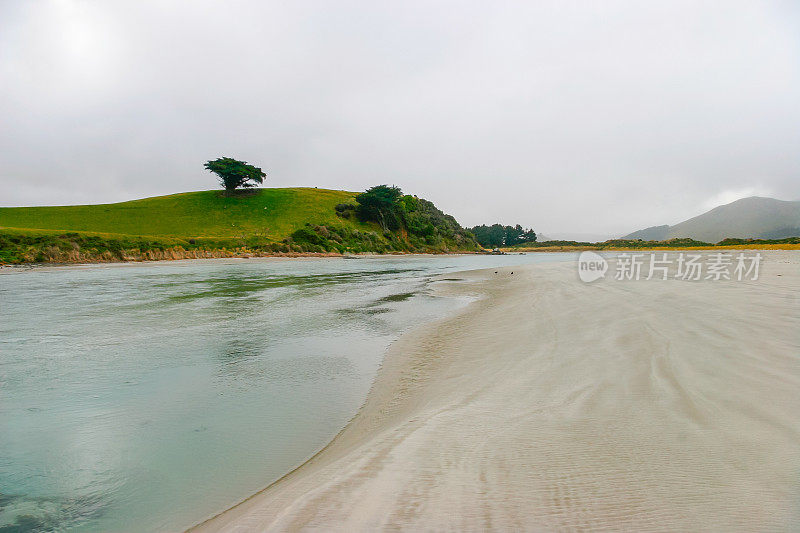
[204,157,266,192]
[355,185,404,231]
[470,224,537,248]
[352,184,477,249]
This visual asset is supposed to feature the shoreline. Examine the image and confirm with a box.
[3,244,799,269]
[189,251,800,531]
[188,267,494,531]
[0,251,483,270]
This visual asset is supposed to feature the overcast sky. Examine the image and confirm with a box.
[1,1,798,236]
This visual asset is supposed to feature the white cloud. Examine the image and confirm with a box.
[1,0,799,234]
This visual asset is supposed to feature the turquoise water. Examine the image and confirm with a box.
[0,254,573,532]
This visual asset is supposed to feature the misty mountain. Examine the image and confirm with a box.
[623,225,670,241]
[623,197,800,243]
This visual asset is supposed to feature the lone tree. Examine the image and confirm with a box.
[204,157,266,192]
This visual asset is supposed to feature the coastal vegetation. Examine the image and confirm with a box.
[353,185,476,248]
[355,185,405,231]
[511,236,800,251]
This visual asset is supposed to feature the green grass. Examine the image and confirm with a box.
[0,188,373,240]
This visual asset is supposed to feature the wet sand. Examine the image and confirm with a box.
[192,251,800,532]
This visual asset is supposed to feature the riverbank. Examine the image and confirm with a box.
[192,251,800,531]
[4,242,800,267]
[0,252,483,273]
[0,230,476,265]
[0,251,492,271]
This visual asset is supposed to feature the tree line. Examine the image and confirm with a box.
[469,224,537,248]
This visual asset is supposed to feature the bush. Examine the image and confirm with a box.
[289,228,325,246]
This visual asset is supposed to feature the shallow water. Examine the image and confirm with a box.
[190,254,800,532]
[0,253,573,532]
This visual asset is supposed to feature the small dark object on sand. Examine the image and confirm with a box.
[494,271,498,274]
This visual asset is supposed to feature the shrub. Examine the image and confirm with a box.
[290,228,325,246]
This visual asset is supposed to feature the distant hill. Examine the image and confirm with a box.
[623,197,800,243]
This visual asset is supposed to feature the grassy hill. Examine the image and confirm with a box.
[0,188,479,263]
[0,188,369,239]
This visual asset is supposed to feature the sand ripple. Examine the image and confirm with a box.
[193,251,800,532]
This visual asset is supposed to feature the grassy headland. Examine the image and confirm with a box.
[0,188,357,238]
[0,188,479,264]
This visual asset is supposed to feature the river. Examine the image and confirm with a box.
[0,253,574,531]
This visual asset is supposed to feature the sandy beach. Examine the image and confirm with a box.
[192,251,800,532]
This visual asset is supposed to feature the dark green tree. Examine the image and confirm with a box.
[204,157,266,192]
[521,227,537,243]
[488,224,507,247]
[355,185,404,231]
[469,223,536,248]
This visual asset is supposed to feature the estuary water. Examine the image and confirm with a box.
[0,253,573,532]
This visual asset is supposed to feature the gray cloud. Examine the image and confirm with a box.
[1,0,799,236]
